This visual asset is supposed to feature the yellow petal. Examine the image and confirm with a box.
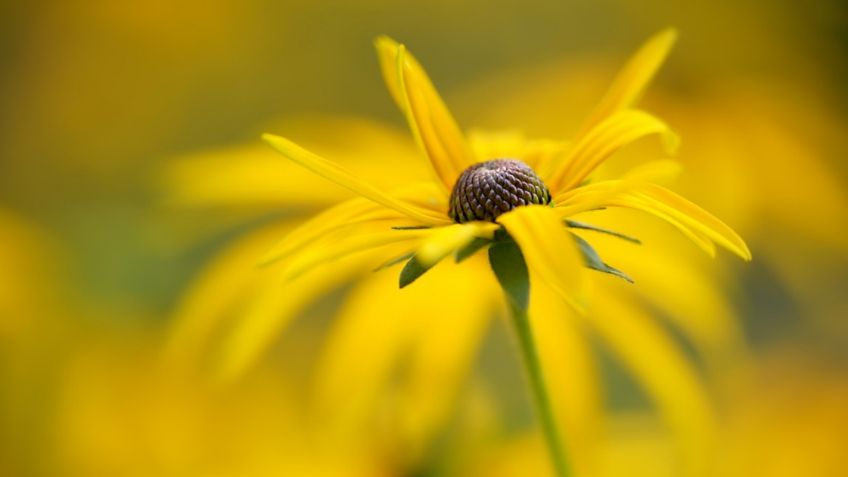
[582,28,677,130]
[164,221,294,368]
[529,280,601,475]
[374,35,406,110]
[621,158,683,184]
[546,109,679,193]
[587,212,748,378]
[468,128,571,172]
[608,191,718,257]
[376,37,474,189]
[163,117,427,210]
[160,144,342,209]
[553,176,747,259]
[415,222,498,266]
[310,267,416,434]
[587,293,717,476]
[312,258,496,447]
[214,248,389,382]
[496,205,585,311]
[280,227,428,281]
[613,184,751,260]
[396,261,497,453]
[259,198,391,266]
[553,178,653,222]
[263,133,449,225]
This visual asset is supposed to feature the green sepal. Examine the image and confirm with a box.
[392,225,432,230]
[572,233,634,283]
[488,231,530,312]
[565,219,641,244]
[455,237,491,263]
[399,255,436,288]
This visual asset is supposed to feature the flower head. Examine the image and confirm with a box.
[261,28,750,308]
[449,159,552,223]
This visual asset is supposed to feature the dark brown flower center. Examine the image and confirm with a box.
[448,159,552,223]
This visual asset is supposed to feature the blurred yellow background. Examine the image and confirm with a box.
[1,1,846,476]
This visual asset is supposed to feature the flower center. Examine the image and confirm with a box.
[448,159,552,223]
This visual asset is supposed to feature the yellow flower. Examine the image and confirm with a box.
[168,29,751,475]
[257,28,747,325]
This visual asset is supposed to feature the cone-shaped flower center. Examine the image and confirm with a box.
[449,159,552,223]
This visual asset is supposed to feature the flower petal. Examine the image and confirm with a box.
[529,281,601,475]
[611,184,752,260]
[395,261,497,450]
[259,198,395,266]
[213,249,385,383]
[546,109,679,193]
[280,227,429,281]
[588,293,717,476]
[164,221,294,368]
[586,212,748,377]
[415,222,498,266]
[496,205,586,311]
[582,28,677,130]
[374,35,407,111]
[263,133,449,225]
[376,37,475,189]
[311,259,496,443]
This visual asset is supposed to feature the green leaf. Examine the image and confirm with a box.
[488,232,530,312]
[455,237,491,263]
[565,219,641,244]
[571,233,634,283]
[399,255,435,288]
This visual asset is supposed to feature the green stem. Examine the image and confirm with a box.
[508,299,571,477]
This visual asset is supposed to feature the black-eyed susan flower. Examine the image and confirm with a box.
[253,28,748,477]
[260,30,748,299]
[167,29,750,477]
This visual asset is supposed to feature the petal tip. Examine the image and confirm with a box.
[261,132,285,148]
[374,35,400,52]
[657,27,679,44]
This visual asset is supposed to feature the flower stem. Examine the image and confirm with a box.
[488,233,571,477]
[507,299,571,477]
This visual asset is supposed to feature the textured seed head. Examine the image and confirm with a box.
[449,159,552,223]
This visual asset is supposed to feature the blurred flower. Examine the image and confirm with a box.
[465,355,848,477]
[167,30,750,475]
[0,208,74,476]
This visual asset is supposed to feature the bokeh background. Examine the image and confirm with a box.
[1,1,846,476]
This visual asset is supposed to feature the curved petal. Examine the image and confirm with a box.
[263,134,449,225]
[497,205,586,311]
[162,117,427,211]
[160,144,345,209]
[553,171,749,260]
[610,184,751,260]
[214,246,393,382]
[164,221,294,368]
[581,28,677,130]
[590,232,747,378]
[311,258,496,448]
[415,222,498,266]
[586,293,718,476]
[279,227,427,281]
[546,109,679,193]
[259,198,394,266]
[467,129,571,172]
[395,260,497,454]
[529,280,602,475]
[376,36,475,189]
